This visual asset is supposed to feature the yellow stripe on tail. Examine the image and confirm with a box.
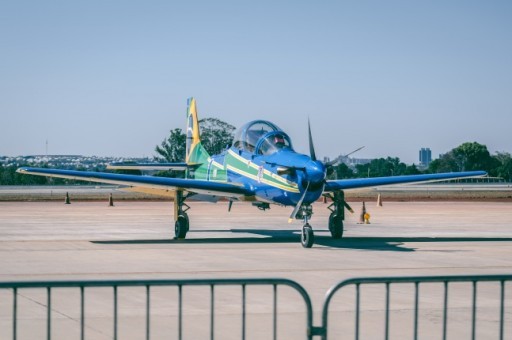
[185,98,210,173]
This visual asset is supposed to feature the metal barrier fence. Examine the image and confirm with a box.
[1,274,511,339]
[321,274,512,340]
[0,278,313,340]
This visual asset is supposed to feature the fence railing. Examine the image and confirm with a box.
[1,274,511,339]
[321,274,512,340]
[0,278,313,340]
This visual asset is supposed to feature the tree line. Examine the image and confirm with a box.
[332,142,512,181]
[1,118,511,185]
[0,165,97,186]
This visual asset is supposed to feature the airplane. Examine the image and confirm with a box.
[17,98,487,248]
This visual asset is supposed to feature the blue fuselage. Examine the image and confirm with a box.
[212,147,326,206]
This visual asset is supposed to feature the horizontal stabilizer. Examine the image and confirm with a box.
[107,162,201,171]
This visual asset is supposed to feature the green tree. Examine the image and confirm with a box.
[452,142,497,172]
[0,165,48,185]
[355,163,370,178]
[153,118,235,178]
[429,142,496,173]
[155,128,187,162]
[493,152,512,181]
[404,164,421,175]
[428,156,458,173]
[155,118,235,162]
[333,163,354,179]
[355,157,409,177]
[198,118,236,155]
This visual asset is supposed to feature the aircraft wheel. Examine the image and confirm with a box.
[175,214,189,239]
[329,213,344,239]
[182,213,190,232]
[301,224,314,248]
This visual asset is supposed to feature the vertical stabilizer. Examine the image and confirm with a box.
[185,98,210,177]
[186,98,201,162]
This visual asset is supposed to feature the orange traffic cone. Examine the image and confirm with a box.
[364,212,371,224]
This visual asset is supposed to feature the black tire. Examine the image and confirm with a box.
[182,213,190,232]
[174,214,189,239]
[301,224,314,248]
[329,213,344,239]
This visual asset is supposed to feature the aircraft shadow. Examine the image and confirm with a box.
[92,229,512,252]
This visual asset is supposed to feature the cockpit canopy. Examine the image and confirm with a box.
[232,120,293,155]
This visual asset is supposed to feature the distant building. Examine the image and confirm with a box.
[419,148,432,167]
[325,154,373,170]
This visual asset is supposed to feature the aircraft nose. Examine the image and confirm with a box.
[305,160,326,185]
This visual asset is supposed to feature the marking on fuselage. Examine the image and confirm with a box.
[257,166,264,183]
[226,164,300,193]
[227,150,299,189]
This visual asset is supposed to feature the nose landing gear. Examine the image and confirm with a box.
[301,223,314,248]
[297,204,315,248]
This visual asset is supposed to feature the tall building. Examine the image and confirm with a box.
[419,148,432,166]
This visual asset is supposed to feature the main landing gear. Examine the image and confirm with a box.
[174,190,190,239]
[327,190,353,240]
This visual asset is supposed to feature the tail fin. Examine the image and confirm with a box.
[185,97,210,165]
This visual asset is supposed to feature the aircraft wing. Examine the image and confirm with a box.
[107,162,200,171]
[324,171,487,192]
[16,167,252,198]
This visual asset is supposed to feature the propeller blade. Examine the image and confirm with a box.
[344,146,365,158]
[288,182,310,223]
[308,118,317,161]
[325,146,366,168]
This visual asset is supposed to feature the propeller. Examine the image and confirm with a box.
[288,119,322,222]
[310,117,364,174]
[308,118,317,161]
[288,119,361,222]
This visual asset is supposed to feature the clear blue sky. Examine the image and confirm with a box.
[1,1,511,164]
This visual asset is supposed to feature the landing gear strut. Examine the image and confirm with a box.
[174,190,190,239]
[297,204,314,248]
[327,191,353,239]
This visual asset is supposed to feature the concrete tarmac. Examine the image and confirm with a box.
[0,200,511,339]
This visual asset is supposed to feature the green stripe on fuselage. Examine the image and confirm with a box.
[225,150,299,193]
[188,146,299,192]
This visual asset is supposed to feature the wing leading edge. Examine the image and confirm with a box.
[324,171,487,192]
[16,167,252,198]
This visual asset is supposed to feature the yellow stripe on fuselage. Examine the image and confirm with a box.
[227,150,299,189]
[226,164,300,194]
[207,157,224,170]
